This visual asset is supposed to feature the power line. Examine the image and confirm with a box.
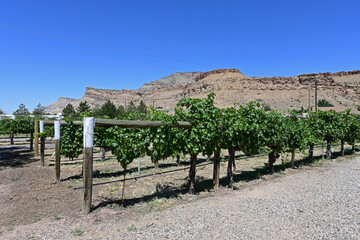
[0,23,218,69]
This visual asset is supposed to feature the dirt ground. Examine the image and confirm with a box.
[0,140,358,238]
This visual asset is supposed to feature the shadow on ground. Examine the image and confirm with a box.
[0,145,37,169]
[93,146,359,211]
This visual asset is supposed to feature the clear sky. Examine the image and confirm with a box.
[0,0,359,114]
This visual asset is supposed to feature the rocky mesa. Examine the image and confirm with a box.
[45,69,360,114]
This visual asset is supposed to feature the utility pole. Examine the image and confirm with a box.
[308,85,311,111]
[315,81,318,112]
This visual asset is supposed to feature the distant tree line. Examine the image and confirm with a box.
[0,103,47,117]
[62,100,148,119]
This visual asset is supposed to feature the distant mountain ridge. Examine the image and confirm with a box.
[137,72,202,92]
[45,97,77,114]
[45,69,360,114]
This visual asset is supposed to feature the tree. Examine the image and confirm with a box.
[0,117,31,144]
[0,109,4,114]
[32,103,46,117]
[77,101,91,114]
[100,100,117,118]
[222,107,240,187]
[176,93,224,192]
[262,110,288,174]
[137,100,147,114]
[146,109,175,168]
[126,101,136,114]
[302,111,325,163]
[0,118,12,135]
[61,118,83,160]
[104,123,149,204]
[318,99,334,107]
[13,104,30,117]
[284,112,308,168]
[92,105,102,117]
[62,103,77,117]
[338,110,351,156]
[117,105,126,118]
[222,102,267,186]
[315,110,344,159]
[345,114,360,153]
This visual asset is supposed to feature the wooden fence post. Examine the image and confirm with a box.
[291,149,296,168]
[39,120,45,166]
[34,120,39,157]
[30,119,34,151]
[213,150,221,190]
[100,148,106,161]
[138,157,141,174]
[54,120,61,182]
[83,117,94,214]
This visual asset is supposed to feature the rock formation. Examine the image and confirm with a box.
[45,69,360,114]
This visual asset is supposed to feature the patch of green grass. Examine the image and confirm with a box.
[53,215,62,220]
[66,183,73,188]
[7,226,14,231]
[106,204,123,211]
[234,180,247,186]
[127,225,137,231]
[313,160,323,166]
[109,186,119,192]
[198,165,206,170]
[32,215,41,223]
[249,187,254,191]
[103,157,118,163]
[10,177,20,181]
[146,198,169,212]
[180,180,189,188]
[102,168,114,173]
[69,205,76,211]
[71,228,84,237]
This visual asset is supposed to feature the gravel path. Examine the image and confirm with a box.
[4,156,360,239]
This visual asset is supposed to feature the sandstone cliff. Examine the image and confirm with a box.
[45,69,360,114]
[44,97,77,113]
[138,72,202,93]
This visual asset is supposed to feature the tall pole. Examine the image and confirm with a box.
[39,120,45,166]
[34,120,39,157]
[308,85,311,111]
[54,121,61,182]
[83,117,94,214]
[315,81,318,112]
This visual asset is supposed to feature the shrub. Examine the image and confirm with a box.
[318,99,334,107]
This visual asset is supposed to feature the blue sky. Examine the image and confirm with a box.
[0,0,359,113]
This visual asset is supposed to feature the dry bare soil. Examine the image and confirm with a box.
[0,142,359,239]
